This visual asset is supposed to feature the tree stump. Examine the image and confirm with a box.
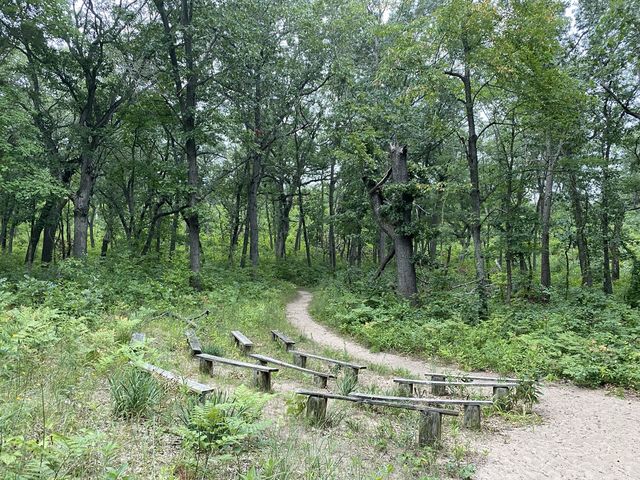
[254,370,272,392]
[431,375,447,396]
[306,396,327,423]
[463,404,481,429]
[292,353,307,368]
[418,410,442,447]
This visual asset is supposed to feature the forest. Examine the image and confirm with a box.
[1,0,639,479]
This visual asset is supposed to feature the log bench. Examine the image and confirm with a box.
[349,392,492,430]
[424,372,524,395]
[394,378,518,399]
[231,330,254,353]
[288,350,367,379]
[185,329,203,356]
[248,353,335,388]
[271,330,296,351]
[196,353,278,392]
[137,362,213,402]
[296,389,458,447]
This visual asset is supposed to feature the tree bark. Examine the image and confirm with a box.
[328,159,337,270]
[540,139,559,301]
[389,144,418,299]
[568,172,592,286]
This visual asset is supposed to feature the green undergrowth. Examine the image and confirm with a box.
[0,252,299,478]
[311,279,640,390]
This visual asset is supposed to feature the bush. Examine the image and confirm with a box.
[109,366,163,418]
[312,280,640,390]
[178,386,269,453]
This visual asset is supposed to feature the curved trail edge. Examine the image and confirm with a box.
[286,289,640,480]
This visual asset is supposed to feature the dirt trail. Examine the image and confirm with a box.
[286,290,640,480]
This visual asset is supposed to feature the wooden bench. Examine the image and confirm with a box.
[231,330,254,354]
[288,350,367,379]
[248,353,335,388]
[137,362,214,402]
[350,392,492,430]
[424,372,524,395]
[196,353,279,392]
[296,389,458,447]
[271,330,296,351]
[394,378,518,399]
[185,329,202,356]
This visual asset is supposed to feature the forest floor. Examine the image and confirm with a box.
[287,290,640,479]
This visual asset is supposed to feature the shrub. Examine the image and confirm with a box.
[178,386,269,453]
[335,371,358,396]
[109,366,163,418]
[201,344,225,357]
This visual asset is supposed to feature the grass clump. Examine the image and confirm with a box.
[109,366,163,418]
[201,344,226,357]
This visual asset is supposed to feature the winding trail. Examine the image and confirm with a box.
[286,290,640,480]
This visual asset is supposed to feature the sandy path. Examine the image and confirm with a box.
[286,290,640,479]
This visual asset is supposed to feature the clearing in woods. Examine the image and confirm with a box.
[286,290,640,480]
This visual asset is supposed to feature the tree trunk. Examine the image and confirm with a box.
[328,159,337,270]
[298,185,312,267]
[461,62,488,318]
[568,172,592,286]
[540,139,559,301]
[73,153,96,258]
[170,211,178,257]
[247,152,262,268]
[88,205,96,249]
[601,163,613,295]
[101,229,111,257]
[390,144,418,299]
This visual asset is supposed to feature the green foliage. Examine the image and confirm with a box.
[177,386,270,453]
[109,366,163,419]
[0,430,125,479]
[335,370,358,396]
[201,344,226,357]
[313,281,640,390]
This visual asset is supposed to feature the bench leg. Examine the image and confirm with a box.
[313,375,328,388]
[431,375,447,396]
[306,396,327,423]
[242,345,252,354]
[349,367,359,381]
[292,353,307,368]
[199,358,212,375]
[463,405,481,429]
[493,386,509,400]
[418,411,442,447]
[398,383,413,397]
[254,371,272,392]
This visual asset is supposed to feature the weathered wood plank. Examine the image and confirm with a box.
[185,329,202,355]
[295,390,458,415]
[138,362,213,397]
[350,392,493,406]
[248,354,335,379]
[231,330,253,353]
[288,350,367,370]
[270,330,296,350]
[394,378,519,388]
[196,353,278,373]
[131,332,145,344]
[424,372,524,383]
